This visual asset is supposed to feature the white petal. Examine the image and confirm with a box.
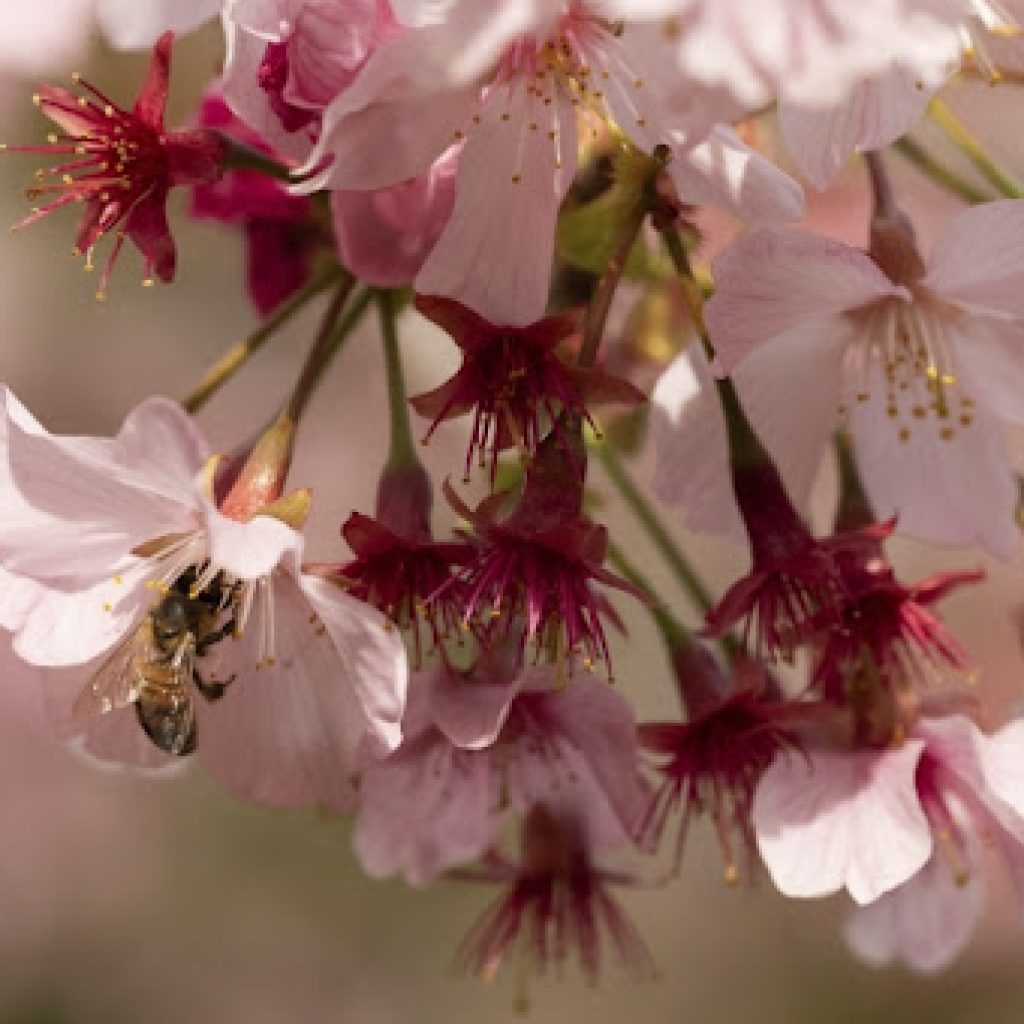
[7,559,152,667]
[198,569,374,810]
[202,501,299,580]
[297,570,408,754]
[649,345,745,541]
[668,125,805,223]
[753,742,931,905]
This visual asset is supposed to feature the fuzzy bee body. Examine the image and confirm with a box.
[73,570,237,756]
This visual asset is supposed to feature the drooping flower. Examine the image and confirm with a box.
[444,425,643,674]
[7,33,226,297]
[334,460,474,664]
[455,804,656,986]
[300,0,802,324]
[639,644,804,883]
[189,90,325,315]
[752,713,1024,908]
[813,520,983,700]
[0,388,407,808]
[411,294,644,480]
[355,660,648,886]
[696,379,882,660]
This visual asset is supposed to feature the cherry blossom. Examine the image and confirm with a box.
[0,387,407,810]
[355,659,646,887]
[702,202,1024,556]
[753,714,1024,907]
[222,0,395,158]
[300,0,803,324]
[455,804,655,984]
[7,34,225,296]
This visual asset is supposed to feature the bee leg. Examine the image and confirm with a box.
[193,669,236,702]
[196,617,237,654]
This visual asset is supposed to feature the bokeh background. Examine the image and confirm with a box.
[2,19,1024,1024]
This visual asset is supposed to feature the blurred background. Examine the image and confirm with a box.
[2,17,1024,1024]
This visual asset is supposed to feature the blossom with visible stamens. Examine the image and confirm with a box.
[6,33,225,298]
[299,0,802,324]
[411,295,643,480]
[814,520,984,701]
[334,460,474,664]
[705,201,1024,556]
[701,381,882,661]
[355,660,648,886]
[0,388,407,808]
[639,644,804,884]
[455,805,656,988]
[444,426,643,674]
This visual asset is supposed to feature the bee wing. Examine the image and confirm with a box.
[72,620,154,723]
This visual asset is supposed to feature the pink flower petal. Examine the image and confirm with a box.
[705,228,900,374]
[669,125,805,223]
[414,80,578,325]
[753,741,931,905]
[849,366,1019,556]
[779,64,939,190]
[844,849,985,974]
[923,200,1024,319]
[297,568,408,754]
[354,738,497,886]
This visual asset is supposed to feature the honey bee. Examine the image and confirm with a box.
[73,568,239,755]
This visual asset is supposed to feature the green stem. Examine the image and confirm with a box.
[285,275,357,423]
[591,436,714,614]
[893,136,990,205]
[287,286,374,425]
[215,131,295,184]
[607,540,692,654]
[578,203,647,368]
[377,289,418,467]
[659,224,716,362]
[928,99,1024,199]
[182,262,343,414]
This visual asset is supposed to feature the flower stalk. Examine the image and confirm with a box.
[183,261,345,414]
[928,98,1024,199]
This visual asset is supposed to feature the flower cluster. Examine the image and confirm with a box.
[4,0,1024,1000]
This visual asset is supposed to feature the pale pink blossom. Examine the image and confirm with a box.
[0,388,407,810]
[753,715,1024,909]
[222,0,395,159]
[300,0,803,325]
[354,661,647,886]
[699,203,1024,556]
